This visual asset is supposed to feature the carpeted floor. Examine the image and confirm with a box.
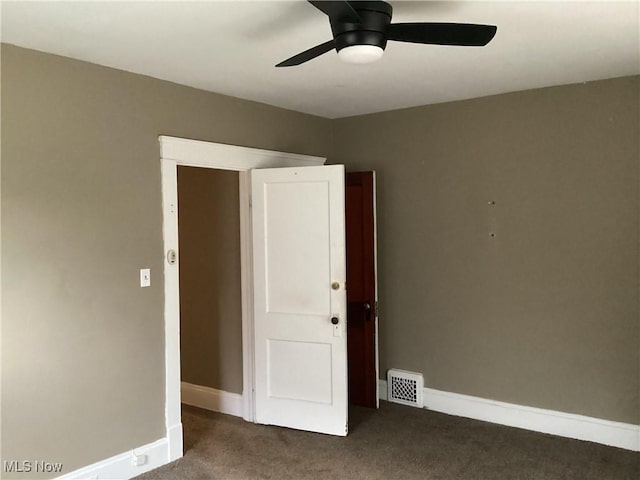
[137,401,639,479]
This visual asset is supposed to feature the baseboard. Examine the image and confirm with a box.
[181,382,243,417]
[56,437,168,480]
[166,422,183,462]
[379,379,639,452]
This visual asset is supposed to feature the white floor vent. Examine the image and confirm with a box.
[387,369,424,408]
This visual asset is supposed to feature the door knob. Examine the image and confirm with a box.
[363,302,371,310]
[331,317,339,325]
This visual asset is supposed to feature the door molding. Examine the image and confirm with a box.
[159,135,326,461]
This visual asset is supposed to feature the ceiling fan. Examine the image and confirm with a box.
[276,1,497,67]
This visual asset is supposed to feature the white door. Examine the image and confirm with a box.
[251,165,348,436]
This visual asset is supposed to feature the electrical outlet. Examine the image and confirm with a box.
[132,454,147,467]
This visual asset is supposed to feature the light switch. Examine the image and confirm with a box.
[140,268,151,287]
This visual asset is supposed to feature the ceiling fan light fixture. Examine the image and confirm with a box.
[337,45,384,64]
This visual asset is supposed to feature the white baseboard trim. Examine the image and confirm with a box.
[379,379,388,401]
[181,382,243,417]
[56,437,169,480]
[379,380,639,452]
[166,422,183,462]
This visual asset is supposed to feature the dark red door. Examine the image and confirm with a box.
[346,172,377,408]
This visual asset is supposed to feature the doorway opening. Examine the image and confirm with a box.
[160,137,379,460]
[160,136,327,461]
[177,166,244,415]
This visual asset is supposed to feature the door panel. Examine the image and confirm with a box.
[264,181,331,315]
[252,165,348,436]
[346,172,378,408]
[267,339,332,403]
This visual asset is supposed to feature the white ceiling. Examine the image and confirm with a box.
[1,1,638,118]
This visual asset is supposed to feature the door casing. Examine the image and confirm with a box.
[159,135,326,461]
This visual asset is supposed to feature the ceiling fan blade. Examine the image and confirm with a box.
[387,23,497,46]
[276,40,336,67]
[308,1,361,23]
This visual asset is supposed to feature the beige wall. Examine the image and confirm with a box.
[332,76,640,424]
[1,42,638,479]
[177,167,243,394]
[0,44,331,478]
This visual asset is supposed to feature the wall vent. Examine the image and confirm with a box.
[387,369,424,408]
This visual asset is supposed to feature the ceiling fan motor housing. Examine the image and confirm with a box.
[331,1,393,52]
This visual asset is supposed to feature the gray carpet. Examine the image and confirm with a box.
[137,402,639,479]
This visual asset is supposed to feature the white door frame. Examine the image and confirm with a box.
[159,136,326,461]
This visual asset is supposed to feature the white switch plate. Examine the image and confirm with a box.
[140,268,151,287]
